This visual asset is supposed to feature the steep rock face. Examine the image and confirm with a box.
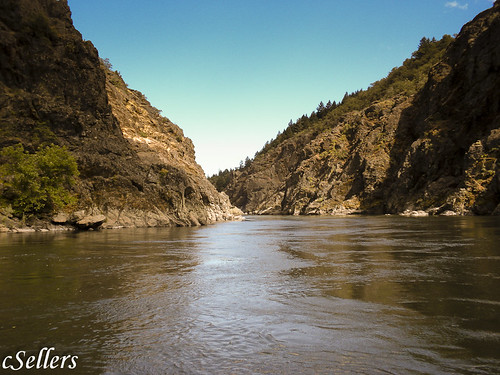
[0,0,240,228]
[103,69,239,226]
[227,96,413,215]
[381,3,500,214]
[226,132,315,214]
[225,3,499,216]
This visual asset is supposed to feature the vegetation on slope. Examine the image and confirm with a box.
[0,144,78,217]
[268,35,454,148]
[209,35,454,192]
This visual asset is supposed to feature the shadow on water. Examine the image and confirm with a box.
[276,216,500,366]
[0,216,499,374]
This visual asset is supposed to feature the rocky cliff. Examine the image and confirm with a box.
[223,2,500,216]
[0,0,240,229]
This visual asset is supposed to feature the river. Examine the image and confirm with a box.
[0,216,499,374]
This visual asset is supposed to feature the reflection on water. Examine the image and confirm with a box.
[0,216,499,374]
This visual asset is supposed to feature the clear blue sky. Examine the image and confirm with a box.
[68,0,494,176]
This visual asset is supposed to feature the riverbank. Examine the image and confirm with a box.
[0,206,244,233]
[3,204,498,233]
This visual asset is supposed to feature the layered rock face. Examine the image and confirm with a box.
[0,0,240,227]
[225,3,499,216]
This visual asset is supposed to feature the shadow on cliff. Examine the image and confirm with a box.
[367,3,500,215]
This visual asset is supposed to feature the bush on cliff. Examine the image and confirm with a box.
[0,144,79,217]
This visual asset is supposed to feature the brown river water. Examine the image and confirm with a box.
[0,216,499,374]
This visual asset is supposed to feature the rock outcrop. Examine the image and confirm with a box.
[382,3,500,215]
[224,2,499,216]
[0,0,241,229]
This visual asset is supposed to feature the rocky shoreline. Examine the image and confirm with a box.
[0,205,244,233]
[0,203,491,233]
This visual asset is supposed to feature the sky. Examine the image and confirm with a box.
[68,0,495,176]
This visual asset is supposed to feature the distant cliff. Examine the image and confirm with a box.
[0,0,240,230]
[219,2,500,216]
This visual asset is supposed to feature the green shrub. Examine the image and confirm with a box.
[0,144,79,217]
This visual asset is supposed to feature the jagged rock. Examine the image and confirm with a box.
[400,210,429,217]
[51,213,69,225]
[69,210,86,223]
[74,214,106,230]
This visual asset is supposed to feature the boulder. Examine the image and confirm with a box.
[74,214,106,230]
[400,210,429,217]
[51,213,69,224]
